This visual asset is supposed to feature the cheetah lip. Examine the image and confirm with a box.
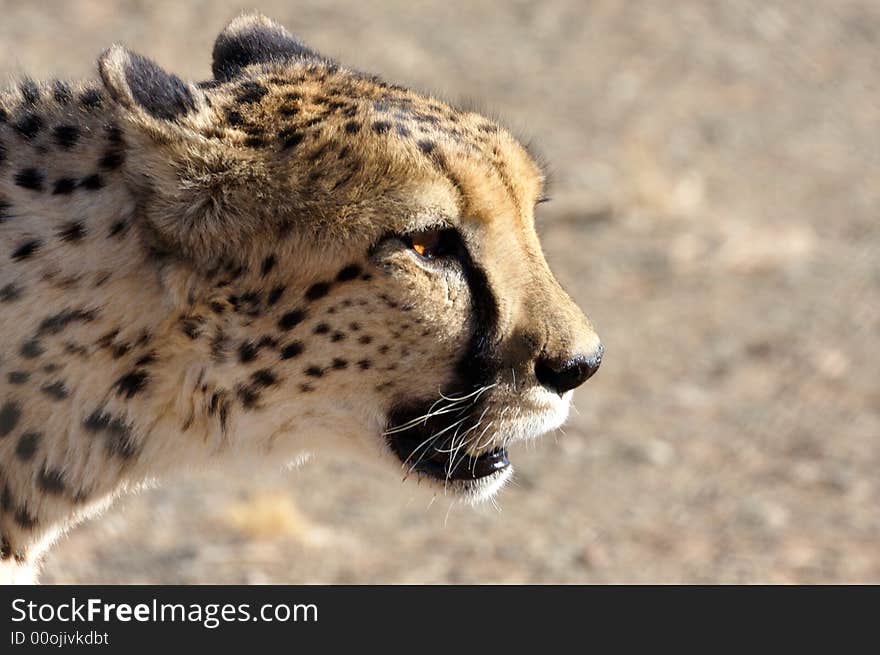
[388,431,510,481]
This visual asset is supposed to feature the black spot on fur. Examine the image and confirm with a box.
[79,89,103,108]
[237,386,260,409]
[0,401,22,437]
[336,264,361,282]
[83,409,110,433]
[331,358,348,370]
[14,507,36,529]
[105,419,138,460]
[313,323,330,335]
[114,370,148,399]
[7,371,29,385]
[1,283,21,302]
[261,254,277,276]
[106,124,124,144]
[305,282,331,301]
[100,149,125,170]
[226,109,244,125]
[180,316,204,339]
[281,341,304,359]
[41,380,69,401]
[58,221,87,242]
[53,124,80,149]
[280,130,304,150]
[331,331,346,342]
[20,340,44,359]
[278,308,307,330]
[84,410,137,458]
[344,121,360,134]
[135,352,157,367]
[235,81,269,104]
[15,432,40,461]
[11,239,42,261]
[267,285,285,305]
[305,366,324,378]
[359,335,373,345]
[13,114,43,140]
[38,308,97,336]
[239,341,259,363]
[52,178,77,195]
[52,80,73,104]
[108,220,128,237]
[418,139,436,154]
[80,173,104,190]
[38,466,66,494]
[251,368,278,387]
[357,359,372,370]
[14,169,44,192]
[372,121,391,134]
[20,79,39,105]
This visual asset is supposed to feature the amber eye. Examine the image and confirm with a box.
[408,228,456,260]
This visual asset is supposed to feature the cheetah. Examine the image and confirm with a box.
[0,13,603,583]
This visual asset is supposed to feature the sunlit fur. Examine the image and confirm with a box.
[0,13,600,583]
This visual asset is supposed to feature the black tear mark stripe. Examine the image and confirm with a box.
[455,247,501,387]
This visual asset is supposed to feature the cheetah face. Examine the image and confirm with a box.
[99,13,602,501]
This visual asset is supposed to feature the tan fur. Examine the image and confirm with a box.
[0,13,601,583]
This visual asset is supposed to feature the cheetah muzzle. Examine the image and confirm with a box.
[0,12,602,581]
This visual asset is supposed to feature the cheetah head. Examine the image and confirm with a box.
[99,13,602,502]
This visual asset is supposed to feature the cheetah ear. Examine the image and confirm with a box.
[98,45,196,121]
[99,45,199,123]
[212,12,323,80]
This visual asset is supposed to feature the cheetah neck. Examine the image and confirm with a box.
[0,80,237,576]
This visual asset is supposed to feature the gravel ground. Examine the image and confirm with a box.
[2,0,877,583]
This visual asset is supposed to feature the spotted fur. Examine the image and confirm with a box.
[0,13,602,583]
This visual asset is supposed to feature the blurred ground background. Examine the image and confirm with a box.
[1,0,877,583]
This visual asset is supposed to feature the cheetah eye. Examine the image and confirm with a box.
[407,228,459,260]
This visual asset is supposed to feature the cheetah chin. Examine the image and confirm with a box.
[0,12,602,580]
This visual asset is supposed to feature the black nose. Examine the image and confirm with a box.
[535,345,603,395]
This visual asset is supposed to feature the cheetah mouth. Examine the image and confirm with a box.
[387,430,510,481]
[385,398,511,483]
